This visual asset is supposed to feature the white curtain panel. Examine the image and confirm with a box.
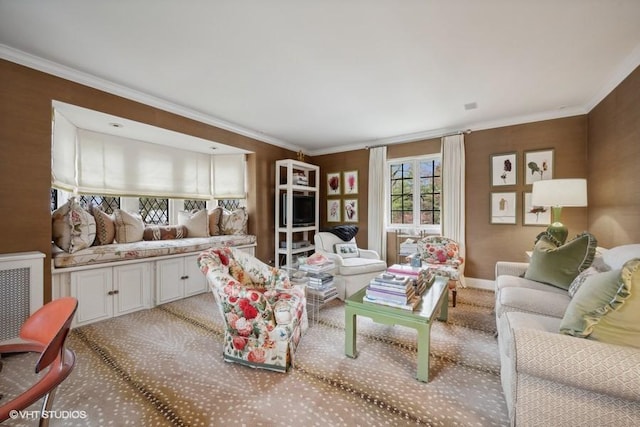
[368,146,387,260]
[441,134,466,286]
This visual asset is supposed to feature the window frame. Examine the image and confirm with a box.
[386,154,442,235]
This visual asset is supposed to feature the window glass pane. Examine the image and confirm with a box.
[139,198,168,225]
[388,156,441,229]
[218,199,240,210]
[78,195,120,214]
[50,189,58,211]
[184,200,207,211]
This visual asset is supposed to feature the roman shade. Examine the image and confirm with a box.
[52,110,245,199]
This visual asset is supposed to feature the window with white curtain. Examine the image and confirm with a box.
[388,155,441,233]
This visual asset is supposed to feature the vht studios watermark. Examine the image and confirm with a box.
[9,409,88,420]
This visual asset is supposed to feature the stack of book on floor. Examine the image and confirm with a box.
[299,260,335,274]
[364,272,420,310]
[306,272,338,303]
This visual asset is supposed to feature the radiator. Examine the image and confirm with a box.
[0,252,45,341]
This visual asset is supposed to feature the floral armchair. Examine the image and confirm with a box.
[198,247,308,372]
[412,236,464,307]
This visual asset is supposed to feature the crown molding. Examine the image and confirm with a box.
[307,107,587,156]
[584,42,640,112]
[0,44,302,153]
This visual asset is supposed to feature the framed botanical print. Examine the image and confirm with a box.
[490,192,517,224]
[491,152,517,186]
[343,170,358,194]
[523,192,551,226]
[524,149,554,185]
[327,199,341,222]
[327,172,341,195]
[343,199,358,222]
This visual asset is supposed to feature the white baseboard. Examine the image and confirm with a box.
[464,277,494,291]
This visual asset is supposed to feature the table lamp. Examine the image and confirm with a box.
[531,179,587,244]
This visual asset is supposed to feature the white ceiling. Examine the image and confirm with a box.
[2,1,640,155]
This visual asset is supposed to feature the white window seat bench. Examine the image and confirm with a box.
[52,235,256,327]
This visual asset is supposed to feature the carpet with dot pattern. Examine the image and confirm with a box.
[0,287,508,426]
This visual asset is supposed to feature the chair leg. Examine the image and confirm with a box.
[39,388,57,427]
[451,289,457,307]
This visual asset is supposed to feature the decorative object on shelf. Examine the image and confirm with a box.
[344,199,358,222]
[524,149,554,185]
[523,192,551,226]
[490,152,517,186]
[343,170,358,194]
[296,150,305,162]
[327,199,341,222]
[490,192,517,224]
[327,172,341,195]
[531,178,588,244]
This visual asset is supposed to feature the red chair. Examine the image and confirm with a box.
[0,297,78,426]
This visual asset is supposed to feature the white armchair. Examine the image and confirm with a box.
[314,231,387,300]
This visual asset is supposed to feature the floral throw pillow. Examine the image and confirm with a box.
[52,198,96,253]
[220,207,248,235]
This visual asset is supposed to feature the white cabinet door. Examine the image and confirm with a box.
[71,267,113,327]
[113,263,151,315]
[156,258,184,304]
[183,254,207,297]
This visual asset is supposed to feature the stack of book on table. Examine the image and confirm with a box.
[386,264,435,296]
[364,265,436,310]
[364,272,420,310]
[306,272,338,303]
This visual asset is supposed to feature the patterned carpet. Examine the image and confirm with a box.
[0,287,509,426]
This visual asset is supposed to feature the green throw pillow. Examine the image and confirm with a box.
[524,231,597,290]
[560,258,640,348]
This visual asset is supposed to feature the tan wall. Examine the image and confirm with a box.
[465,117,588,279]
[2,58,638,297]
[311,150,371,247]
[313,119,589,280]
[587,65,640,246]
[0,59,296,302]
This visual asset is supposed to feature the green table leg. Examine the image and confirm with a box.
[439,287,449,321]
[345,307,358,358]
[416,324,430,382]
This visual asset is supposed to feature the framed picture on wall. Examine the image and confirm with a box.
[327,172,341,195]
[490,152,517,186]
[343,199,358,222]
[327,199,341,222]
[523,192,551,226]
[343,170,358,194]
[524,149,554,185]
[490,192,517,224]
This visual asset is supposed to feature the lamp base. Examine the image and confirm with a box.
[546,222,568,245]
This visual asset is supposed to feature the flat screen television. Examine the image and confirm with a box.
[281,194,315,227]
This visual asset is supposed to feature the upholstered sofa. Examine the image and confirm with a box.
[198,247,308,372]
[495,236,640,426]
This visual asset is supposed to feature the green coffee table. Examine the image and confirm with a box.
[344,276,448,382]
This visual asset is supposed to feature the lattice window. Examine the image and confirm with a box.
[218,199,240,210]
[389,156,441,227]
[78,195,120,214]
[184,200,207,211]
[50,188,58,211]
[139,197,168,225]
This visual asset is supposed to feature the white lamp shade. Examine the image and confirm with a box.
[531,179,588,207]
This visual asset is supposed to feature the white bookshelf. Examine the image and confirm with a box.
[275,159,319,268]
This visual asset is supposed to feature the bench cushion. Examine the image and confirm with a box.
[52,235,256,268]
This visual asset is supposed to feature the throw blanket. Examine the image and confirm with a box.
[326,225,359,241]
